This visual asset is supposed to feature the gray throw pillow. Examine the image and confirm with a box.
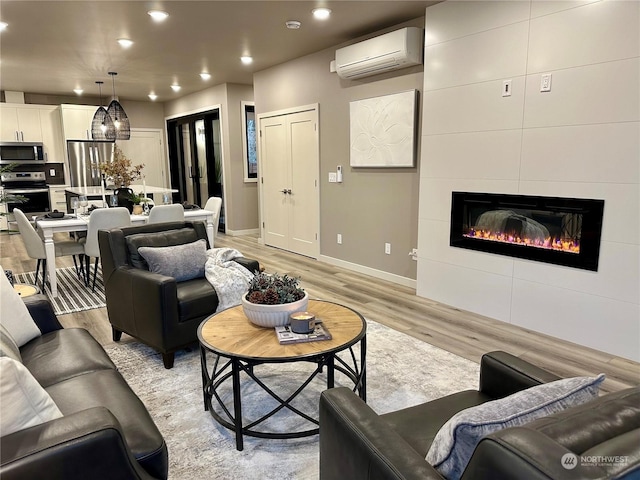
[425,374,605,480]
[138,239,207,282]
[125,228,200,269]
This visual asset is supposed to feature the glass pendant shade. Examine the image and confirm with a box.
[91,106,116,140]
[107,100,131,140]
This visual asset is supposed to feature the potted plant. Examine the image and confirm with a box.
[241,272,309,327]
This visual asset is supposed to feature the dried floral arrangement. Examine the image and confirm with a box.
[100,145,145,187]
[246,272,306,305]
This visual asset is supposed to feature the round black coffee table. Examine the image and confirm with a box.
[197,299,366,450]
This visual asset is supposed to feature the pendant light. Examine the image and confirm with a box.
[91,81,116,140]
[107,71,131,140]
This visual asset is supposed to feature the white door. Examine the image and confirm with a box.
[116,129,165,188]
[260,108,319,258]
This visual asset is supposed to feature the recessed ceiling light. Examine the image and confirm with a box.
[312,8,331,20]
[200,72,211,80]
[73,88,83,95]
[148,10,169,22]
[0,22,8,32]
[171,84,181,92]
[240,56,253,65]
[286,20,301,29]
[148,93,158,101]
[117,38,134,48]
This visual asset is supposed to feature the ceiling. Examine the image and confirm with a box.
[0,1,436,103]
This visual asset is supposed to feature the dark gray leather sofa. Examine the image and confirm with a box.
[320,351,640,480]
[98,221,259,368]
[0,295,168,480]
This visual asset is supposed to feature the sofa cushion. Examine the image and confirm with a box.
[426,374,605,480]
[139,239,207,282]
[0,270,41,347]
[125,228,200,269]
[0,357,63,436]
[0,323,22,362]
[20,328,116,388]
[45,368,166,478]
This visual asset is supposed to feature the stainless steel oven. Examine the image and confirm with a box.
[0,142,45,165]
[1,171,51,215]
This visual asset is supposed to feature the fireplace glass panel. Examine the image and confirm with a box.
[450,192,604,271]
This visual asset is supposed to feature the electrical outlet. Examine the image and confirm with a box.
[337,233,342,244]
[385,243,391,255]
[328,172,337,183]
[540,73,552,92]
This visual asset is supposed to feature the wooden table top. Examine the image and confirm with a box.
[198,299,366,361]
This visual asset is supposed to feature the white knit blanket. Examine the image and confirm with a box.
[204,248,254,313]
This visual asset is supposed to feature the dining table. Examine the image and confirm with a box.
[35,208,216,298]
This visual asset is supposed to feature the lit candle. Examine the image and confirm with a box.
[289,311,316,334]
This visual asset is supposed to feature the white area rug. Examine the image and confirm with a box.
[105,320,480,480]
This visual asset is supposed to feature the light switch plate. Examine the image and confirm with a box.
[328,172,337,183]
[540,73,552,92]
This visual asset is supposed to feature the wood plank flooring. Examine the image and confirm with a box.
[1,230,638,393]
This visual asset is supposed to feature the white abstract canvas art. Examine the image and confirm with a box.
[350,90,417,167]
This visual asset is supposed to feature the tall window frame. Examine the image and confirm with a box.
[241,101,257,183]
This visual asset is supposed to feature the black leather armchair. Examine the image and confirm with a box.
[320,351,640,480]
[98,221,259,368]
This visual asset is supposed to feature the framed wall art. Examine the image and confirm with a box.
[349,89,417,168]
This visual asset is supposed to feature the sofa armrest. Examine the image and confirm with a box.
[320,387,444,480]
[0,407,158,480]
[22,294,62,334]
[479,351,561,399]
[233,257,260,274]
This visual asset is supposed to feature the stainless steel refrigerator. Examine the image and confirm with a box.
[67,140,114,187]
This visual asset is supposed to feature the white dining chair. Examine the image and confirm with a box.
[204,196,222,244]
[79,207,131,291]
[148,204,184,224]
[13,208,85,289]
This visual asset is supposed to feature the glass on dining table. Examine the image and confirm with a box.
[110,194,118,208]
[71,197,79,217]
[162,192,172,205]
[79,195,88,215]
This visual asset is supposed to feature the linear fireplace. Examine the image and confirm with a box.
[450,192,605,271]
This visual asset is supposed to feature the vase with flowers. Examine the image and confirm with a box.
[100,145,145,212]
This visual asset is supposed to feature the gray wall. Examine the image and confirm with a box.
[254,17,424,281]
[417,1,639,361]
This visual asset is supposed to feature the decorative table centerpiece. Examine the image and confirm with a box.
[241,272,309,327]
[100,146,145,212]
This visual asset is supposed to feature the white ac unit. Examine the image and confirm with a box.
[335,27,423,80]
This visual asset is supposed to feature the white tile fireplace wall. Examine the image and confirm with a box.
[416,1,639,361]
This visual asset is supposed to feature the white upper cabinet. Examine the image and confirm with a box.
[0,104,43,142]
[60,104,98,140]
[39,106,65,163]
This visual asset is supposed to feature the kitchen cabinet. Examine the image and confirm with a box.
[0,104,43,142]
[60,104,98,140]
[49,184,69,213]
[39,106,65,164]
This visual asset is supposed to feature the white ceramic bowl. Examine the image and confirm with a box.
[241,292,309,328]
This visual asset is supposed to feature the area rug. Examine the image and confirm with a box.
[105,320,480,480]
[15,266,105,315]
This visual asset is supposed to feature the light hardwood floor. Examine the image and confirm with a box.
[1,230,638,393]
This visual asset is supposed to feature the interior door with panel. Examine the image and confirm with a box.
[115,129,165,188]
[260,108,319,258]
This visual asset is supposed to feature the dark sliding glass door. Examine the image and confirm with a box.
[167,109,224,232]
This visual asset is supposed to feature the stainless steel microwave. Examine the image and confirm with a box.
[0,142,45,164]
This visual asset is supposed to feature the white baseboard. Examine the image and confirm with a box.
[225,228,260,237]
[319,254,417,289]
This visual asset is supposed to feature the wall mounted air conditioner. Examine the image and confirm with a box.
[335,27,423,80]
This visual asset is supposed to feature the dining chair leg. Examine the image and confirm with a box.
[41,259,48,290]
[84,255,90,287]
[91,258,99,292]
[35,259,42,286]
[72,255,83,278]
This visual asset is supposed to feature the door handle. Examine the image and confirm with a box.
[281,189,292,194]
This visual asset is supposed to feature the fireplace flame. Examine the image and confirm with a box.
[464,229,580,254]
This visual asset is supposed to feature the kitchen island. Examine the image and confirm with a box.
[65,185,177,210]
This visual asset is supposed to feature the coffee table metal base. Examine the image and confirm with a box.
[200,339,366,451]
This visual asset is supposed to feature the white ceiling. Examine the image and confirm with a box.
[0,1,436,103]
